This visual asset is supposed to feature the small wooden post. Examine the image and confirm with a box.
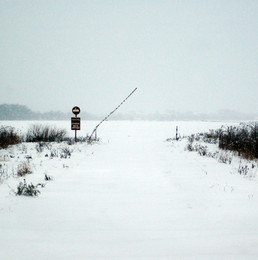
[176,126,179,141]
[95,129,97,140]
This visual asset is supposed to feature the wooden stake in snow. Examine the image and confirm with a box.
[89,88,138,140]
[176,126,179,141]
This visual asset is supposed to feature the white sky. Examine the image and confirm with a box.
[0,0,257,115]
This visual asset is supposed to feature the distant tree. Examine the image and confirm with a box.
[0,104,37,120]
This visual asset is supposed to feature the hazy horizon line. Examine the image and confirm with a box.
[0,103,257,121]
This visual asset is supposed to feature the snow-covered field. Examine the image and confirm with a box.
[0,120,257,260]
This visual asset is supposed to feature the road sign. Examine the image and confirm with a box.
[71,117,81,130]
[72,106,80,115]
[71,106,81,142]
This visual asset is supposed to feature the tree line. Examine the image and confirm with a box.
[0,104,96,120]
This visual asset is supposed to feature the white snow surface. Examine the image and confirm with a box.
[0,121,257,260]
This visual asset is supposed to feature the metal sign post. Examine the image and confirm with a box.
[71,106,81,142]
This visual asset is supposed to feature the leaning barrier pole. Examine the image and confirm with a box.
[89,88,138,140]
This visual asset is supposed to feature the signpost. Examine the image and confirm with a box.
[71,106,81,142]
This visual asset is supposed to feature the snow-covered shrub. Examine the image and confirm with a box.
[65,136,93,145]
[45,174,53,181]
[60,147,72,159]
[207,151,219,159]
[65,137,74,145]
[203,129,222,144]
[219,123,258,159]
[17,162,32,176]
[186,123,258,160]
[0,126,21,149]
[186,136,208,156]
[16,179,40,196]
[186,135,195,151]
[50,148,58,158]
[184,126,257,178]
[197,145,208,156]
[218,153,232,164]
[25,125,67,143]
[35,142,44,153]
[238,165,249,175]
[19,144,28,154]
[35,142,52,153]
[47,146,72,159]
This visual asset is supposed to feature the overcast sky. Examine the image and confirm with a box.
[0,0,257,115]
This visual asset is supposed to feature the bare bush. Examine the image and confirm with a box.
[64,135,94,145]
[17,162,32,177]
[196,144,208,156]
[218,123,258,159]
[191,123,258,160]
[16,179,40,196]
[0,126,21,149]
[186,135,195,151]
[45,174,53,181]
[60,147,72,158]
[50,148,58,158]
[238,165,249,175]
[25,125,67,143]
[218,153,232,164]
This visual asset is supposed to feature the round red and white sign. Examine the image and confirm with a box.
[72,106,80,115]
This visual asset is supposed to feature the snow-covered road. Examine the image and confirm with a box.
[0,121,257,259]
